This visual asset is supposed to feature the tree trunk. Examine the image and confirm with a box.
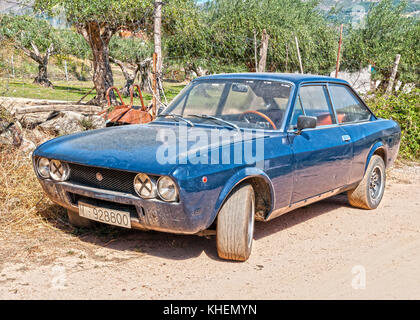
[154,1,163,76]
[385,54,401,96]
[34,63,53,87]
[138,58,153,93]
[154,0,163,110]
[109,56,139,96]
[258,29,269,72]
[17,42,54,88]
[77,22,116,106]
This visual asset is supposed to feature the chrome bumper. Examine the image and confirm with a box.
[38,179,205,234]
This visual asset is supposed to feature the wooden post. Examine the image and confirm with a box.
[253,30,258,72]
[152,52,157,119]
[258,29,269,72]
[11,55,15,78]
[335,24,344,78]
[295,35,303,74]
[386,54,401,95]
[64,60,69,81]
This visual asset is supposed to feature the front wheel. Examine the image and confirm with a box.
[347,155,386,209]
[216,183,255,261]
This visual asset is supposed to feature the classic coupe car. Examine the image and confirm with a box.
[32,73,401,261]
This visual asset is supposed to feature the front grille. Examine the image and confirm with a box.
[68,163,137,195]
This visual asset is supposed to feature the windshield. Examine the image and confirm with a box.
[157,79,293,130]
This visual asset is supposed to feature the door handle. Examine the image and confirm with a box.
[342,135,351,142]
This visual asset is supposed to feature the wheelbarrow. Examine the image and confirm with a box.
[101,85,152,126]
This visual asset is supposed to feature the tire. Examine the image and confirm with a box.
[67,209,95,228]
[347,155,386,210]
[216,183,255,261]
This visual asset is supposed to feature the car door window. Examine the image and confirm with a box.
[329,85,371,123]
[299,85,336,126]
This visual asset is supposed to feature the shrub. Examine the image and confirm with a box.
[366,89,420,160]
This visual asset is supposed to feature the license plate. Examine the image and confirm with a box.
[78,201,131,228]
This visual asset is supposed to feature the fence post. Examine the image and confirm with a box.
[253,30,258,72]
[152,52,157,119]
[386,54,401,95]
[11,55,15,78]
[64,60,69,81]
[295,35,303,74]
[335,24,344,78]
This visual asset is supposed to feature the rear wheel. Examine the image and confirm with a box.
[216,184,255,261]
[67,209,95,228]
[348,155,386,209]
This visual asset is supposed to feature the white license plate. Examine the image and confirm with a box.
[78,201,131,228]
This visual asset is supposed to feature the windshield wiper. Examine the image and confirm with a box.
[158,113,194,127]
[188,114,240,132]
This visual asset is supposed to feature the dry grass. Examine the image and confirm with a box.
[0,143,127,269]
[0,146,65,234]
[0,142,132,268]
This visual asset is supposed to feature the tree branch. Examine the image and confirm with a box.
[14,43,42,64]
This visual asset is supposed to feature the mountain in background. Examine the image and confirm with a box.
[317,0,420,23]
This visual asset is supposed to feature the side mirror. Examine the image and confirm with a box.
[296,115,317,133]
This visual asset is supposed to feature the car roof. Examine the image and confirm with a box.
[196,72,350,86]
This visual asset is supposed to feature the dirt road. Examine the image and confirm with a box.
[1,165,419,299]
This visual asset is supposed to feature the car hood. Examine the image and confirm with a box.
[34,123,270,175]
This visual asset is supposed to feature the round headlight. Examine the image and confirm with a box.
[157,176,178,202]
[134,173,157,199]
[49,159,70,181]
[37,157,50,178]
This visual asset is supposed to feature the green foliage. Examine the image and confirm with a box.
[366,89,420,160]
[165,0,338,74]
[34,0,153,29]
[342,0,420,85]
[57,28,90,58]
[109,36,153,63]
[0,14,58,51]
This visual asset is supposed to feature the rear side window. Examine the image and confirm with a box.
[299,85,336,126]
[329,85,371,123]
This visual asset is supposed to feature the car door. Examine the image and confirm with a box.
[287,83,353,203]
[327,84,376,185]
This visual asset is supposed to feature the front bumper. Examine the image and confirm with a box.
[38,178,207,234]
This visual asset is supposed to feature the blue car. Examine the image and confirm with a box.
[32,73,401,261]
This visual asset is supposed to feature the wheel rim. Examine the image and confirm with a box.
[369,166,383,200]
[247,197,255,249]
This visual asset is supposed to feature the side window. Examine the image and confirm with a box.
[329,85,371,123]
[299,85,336,126]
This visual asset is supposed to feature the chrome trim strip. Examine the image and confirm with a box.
[266,187,344,221]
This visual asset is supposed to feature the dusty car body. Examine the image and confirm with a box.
[32,73,401,261]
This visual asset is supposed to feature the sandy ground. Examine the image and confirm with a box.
[1,164,419,300]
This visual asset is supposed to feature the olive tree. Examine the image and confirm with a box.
[0,14,59,87]
[109,36,153,95]
[342,0,420,91]
[34,0,154,105]
[165,0,338,75]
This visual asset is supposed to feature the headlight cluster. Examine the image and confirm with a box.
[133,173,178,202]
[36,157,70,181]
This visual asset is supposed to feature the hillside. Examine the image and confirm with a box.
[318,0,420,21]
